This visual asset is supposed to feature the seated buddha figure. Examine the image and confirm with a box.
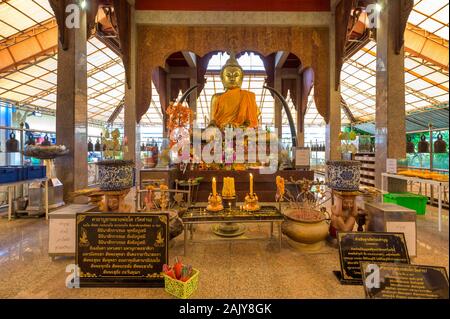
[209,53,259,130]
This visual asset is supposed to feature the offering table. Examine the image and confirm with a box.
[181,205,284,256]
[180,169,314,202]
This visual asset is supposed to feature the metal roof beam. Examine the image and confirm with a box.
[405,23,449,72]
[0,19,58,74]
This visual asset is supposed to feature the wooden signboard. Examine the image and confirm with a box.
[76,213,169,287]
[336,232,410,285]
[361,262,449,299]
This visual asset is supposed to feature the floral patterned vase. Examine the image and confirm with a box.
[96,160,134,191]
[326,160,361,191]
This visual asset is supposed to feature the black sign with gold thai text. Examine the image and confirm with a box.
[76,213,169,287]
[337,232,410,284]
[361,262,449,299]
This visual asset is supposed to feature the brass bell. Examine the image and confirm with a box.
[87,139,94,152]
[94,139,101,152]
[6,132,19,152]
[417,134,429,153]
[26,133,35,146]
[434,133,447,153]
[41,134,51,146]
[406,136,415,153]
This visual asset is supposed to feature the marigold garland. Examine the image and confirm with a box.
[166,102,193,147]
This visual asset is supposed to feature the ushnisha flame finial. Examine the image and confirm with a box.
[221,51,243,73]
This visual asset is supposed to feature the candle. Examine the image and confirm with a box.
[249,173,253,195]
[222,177,235,197]
[212,177,217,196]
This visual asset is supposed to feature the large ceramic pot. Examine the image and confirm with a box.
[96,160,134,191]
[326,160,361,191]
[281,208,330,252]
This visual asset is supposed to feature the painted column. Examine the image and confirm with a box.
[326,5,341,161]
[375,0,407,191]
[124,3,140,169]
[296,73,305,147]
[55,1,88,199]
[274,69,282,139]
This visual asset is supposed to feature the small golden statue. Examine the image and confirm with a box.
[209,52,260,129]
[243,193,260,211]
[207,193,223,212]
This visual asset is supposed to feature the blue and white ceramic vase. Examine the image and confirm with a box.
[96,160,134,191]
[326,160,361,191]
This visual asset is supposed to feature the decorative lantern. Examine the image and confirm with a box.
[406,136,415,153]
[417,134,429,153]
[434,133,447,153]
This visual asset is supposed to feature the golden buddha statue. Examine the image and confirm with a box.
[209,52,259,130]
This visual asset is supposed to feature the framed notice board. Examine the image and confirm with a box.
[295,147,311,169]
[76,212,169,287]
[336,232,410,285]
[361,262,449,299]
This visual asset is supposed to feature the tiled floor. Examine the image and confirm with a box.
[0,202,448,299]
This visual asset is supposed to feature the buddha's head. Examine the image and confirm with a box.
[220,52,244,90]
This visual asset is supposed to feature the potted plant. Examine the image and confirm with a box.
[96,129,134,191]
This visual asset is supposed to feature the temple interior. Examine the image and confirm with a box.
[0,0,448,300]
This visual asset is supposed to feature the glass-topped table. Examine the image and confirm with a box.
[181,205,284,255]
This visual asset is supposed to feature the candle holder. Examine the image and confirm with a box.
[243,193,260,212]
[206,193,223,212]
[222,195,237,210]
